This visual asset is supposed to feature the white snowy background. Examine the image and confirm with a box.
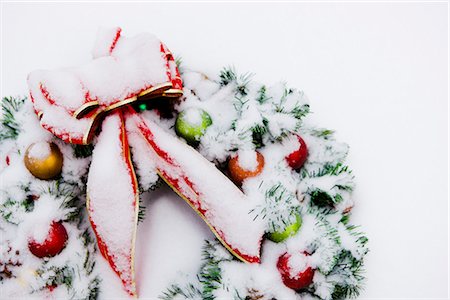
[1,2,448,299]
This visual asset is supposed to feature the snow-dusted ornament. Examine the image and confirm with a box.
[27,28,265,296]
[24,141,63,180]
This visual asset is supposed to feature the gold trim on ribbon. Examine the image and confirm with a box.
[104,96,138,113]
[162,89,184,98]
[137,82,173,98]
[77,82,183,145]
[82,110,105,145]
[73,101,100,119]
[156,171,250,264]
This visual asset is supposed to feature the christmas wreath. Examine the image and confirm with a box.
[0,28,368,299]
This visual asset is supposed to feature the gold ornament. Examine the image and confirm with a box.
[24,142,63,180]
[17,268,37,287]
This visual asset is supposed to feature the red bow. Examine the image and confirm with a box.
[28,28,264,296]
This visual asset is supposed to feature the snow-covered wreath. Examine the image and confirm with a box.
[0,28,368,300]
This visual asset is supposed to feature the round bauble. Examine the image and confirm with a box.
[137,103,148,112]
[175,107,212,144]
[28,221,68,258]
[24,142,63,180]
[285,135,308,170]
[228,151,265,185]
[267,213,302,243]
[277,252,315,290]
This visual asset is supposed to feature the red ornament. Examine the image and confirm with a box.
[285,135,308,169]
[228,151,265,185]
[46,284,57,292]
[277,252,315,290]
[28,221,68,258]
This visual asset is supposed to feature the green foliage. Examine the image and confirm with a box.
[311,128,335,139]
[160,283,201,300]
[311,190,335,207]
[256,85,270,104]
[137,178,163,224]
[1,196,34,225]
[0,96,26,141]
[252,183,300,233]
[36,265,74,289]
[219,67,253,95]
[175,56,184,75]
[251,121,268,148]
[329,250,366,299]
[72,144,94,158]
[198,240,233,300]
[42,181,83,223]
[87,277,101,300]
[138,202,146,224]
[300,163,354,210]
[160,240,236,300]
[219,67,238,86]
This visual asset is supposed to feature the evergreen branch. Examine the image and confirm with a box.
[41,181,82,223]
[138,203,146,224]
[219,67,253,95]
[87,277,101,300]
[72,144,94,158]
[175,56,185,75]
[160,283,201,300]
[219,67,237,86]
[256,85,270,104]
[0,96,26,140]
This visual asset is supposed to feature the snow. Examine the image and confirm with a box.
[31,29,169,107]
[236,148,258,172]
[282,133,302,155]
[215,241,299,300]
[22,194,68,244]
[183,107,203,126]
[92,27,121,58]
[127,123,159,192]
[288,253,308,275]
[27,141,51,160]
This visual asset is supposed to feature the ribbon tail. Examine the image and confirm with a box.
[125,108,265,264]
[86,111,139,296]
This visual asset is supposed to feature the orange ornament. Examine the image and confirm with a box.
[228,151,265,185]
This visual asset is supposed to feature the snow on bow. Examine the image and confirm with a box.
[27,28,265,296]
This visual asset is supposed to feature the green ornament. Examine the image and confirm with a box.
[175,108,212,144]
[138,103,148,111]
[267,213,302,243]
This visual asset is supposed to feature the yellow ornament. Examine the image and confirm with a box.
[24,142,63,180]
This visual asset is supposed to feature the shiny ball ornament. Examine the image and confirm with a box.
[285,135,308,170]
[138,103,148,112]
[28,221,68,258]
[228,151,265,185]
[277,252,315,290]
[175,108,212,144]
[24,142,63,180]
[267,213,302,243]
